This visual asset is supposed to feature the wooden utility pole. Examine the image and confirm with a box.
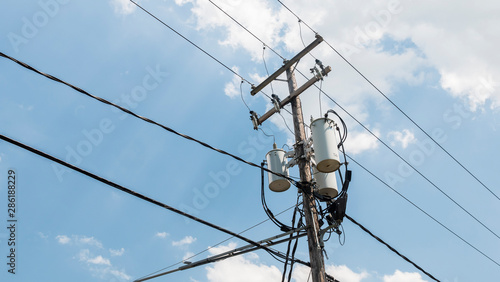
[249,34,330,282]
[286,67,326,282]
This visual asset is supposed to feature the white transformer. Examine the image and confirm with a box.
[313,166,339,198]
[310,117,340,173]
[266,147,291,192]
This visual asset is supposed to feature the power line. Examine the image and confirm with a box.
[207,0,285,61]
[0,51,297,187]
[345,214,440,282]
[128,0,253,86]
[274,0,499,202]
[190,0,500,264]
[196,0,500,252]
[0,133,302,275]
[345,153,500,269]
[314,85,500,241]
[138,204,298,280]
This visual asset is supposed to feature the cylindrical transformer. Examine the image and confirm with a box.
[313,167,339,198]
[266,148,290,192]
[310,117,340,173]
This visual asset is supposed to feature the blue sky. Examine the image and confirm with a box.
[1,0,500,281]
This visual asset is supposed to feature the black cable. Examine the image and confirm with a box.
[190,0,500,248]
[261,162,292,231]
[281,201,298,282]
[0,51,297,187]
[286,232,300,282]
[0,133,294,263]
[313,85,500,240]
[346,214,440,282]
[297,65,499,240]
[345,153,500,268]
[275,0,499,202]
[138,204,298,280]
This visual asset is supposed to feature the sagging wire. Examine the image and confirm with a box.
[318,79,324,116]
[299,19,317,60]
[240,80,251,112]
[281,196,300,282]
[259,128,276,144]
[261,161,294,232]
[262,46,275,96]
[338,223,345,246]
[279,112,295,135]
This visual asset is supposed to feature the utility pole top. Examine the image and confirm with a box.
[250,34,323,96]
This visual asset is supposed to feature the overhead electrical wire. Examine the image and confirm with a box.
[138,203,299,281]
[345,214,440,282]
[0,51,297,187]
[197,0,500,267]
[3,1,492,279]
[128,0,253,86]
[313,84,500,241]
[0,133,311,280]
[206,0,285,61]
[275,0,500,202]
[344,152,500,268]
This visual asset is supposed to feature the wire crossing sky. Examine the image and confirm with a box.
[1,1,499,282]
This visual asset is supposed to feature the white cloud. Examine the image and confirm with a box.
[88,255,112,266]
[38,232,48,239]
[388,129,415,149]
[78,236,103,248]
[55,235,103,248]
[155,232,169,239]
[172,236,197,247]
[110,248,125,256]
[109,269,132,281]
[110,0,136,15]
[56,235,71,244]
[78,249,131,281]
[18,104,34,111]
[326,264,370,282]
[224,67,243,98]
[383,270,426,282]
[292,264,369,282]
[205,243,282,282]
[58,235,130,281]
[344,129,381,155]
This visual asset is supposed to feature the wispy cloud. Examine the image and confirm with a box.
[388,129,416,149]
[110,0,136,15]
[38,232,49,239]
[205,242,281,282]
[110,248,125,256]
[155,232,169,239]
[56,235,71,244]
[55,235,103,248]
[383,270,426,282]
[172,236,197,247]
[58,235,130,281]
